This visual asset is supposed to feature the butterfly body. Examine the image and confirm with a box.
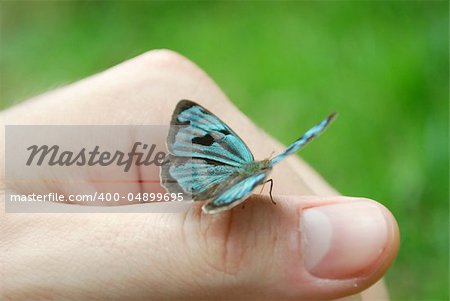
[240,159,272,175]
[160,100,336,214]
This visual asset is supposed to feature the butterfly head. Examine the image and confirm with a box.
[260,158,272,169]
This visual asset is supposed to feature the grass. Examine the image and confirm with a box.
[1,2,448,300]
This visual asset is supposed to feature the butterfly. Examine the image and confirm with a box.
[160,100,336,214]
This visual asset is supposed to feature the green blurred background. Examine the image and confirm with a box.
[1,2,448,300]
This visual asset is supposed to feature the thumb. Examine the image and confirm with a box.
[142,195,399,300]
[2,195,398,300]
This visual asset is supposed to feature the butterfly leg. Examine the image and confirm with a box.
[264,179,275,205]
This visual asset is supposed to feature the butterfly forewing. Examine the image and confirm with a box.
[269,112,336,166]
[167,100,254,166]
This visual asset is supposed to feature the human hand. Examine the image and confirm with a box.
[0,50,399,300]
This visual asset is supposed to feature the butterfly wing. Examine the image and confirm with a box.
[167,100,254,166]
[269,112,337,166]
[161,100,254,200]
[161,155,238,200]
[202,172,268,214]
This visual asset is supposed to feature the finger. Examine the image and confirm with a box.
[178,196,399,300]
[2,195,398,300]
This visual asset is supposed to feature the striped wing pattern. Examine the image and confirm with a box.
[162,100,261,213]
[167,100,254,166]
[269,112,337,166]
[161,156,237,199]
[203,172,267,214]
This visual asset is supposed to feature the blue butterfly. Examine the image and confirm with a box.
[160,100,336,214]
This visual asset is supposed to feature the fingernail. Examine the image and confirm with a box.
[300,201,389,279]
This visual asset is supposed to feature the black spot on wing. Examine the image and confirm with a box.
[168,100,255,164]
[192,134,215,146]
[219,129,230,135]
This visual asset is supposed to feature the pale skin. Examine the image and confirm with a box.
[0,50,399,300]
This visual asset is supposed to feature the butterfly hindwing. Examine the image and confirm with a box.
[161,154,238,200]
[202,172,268,214]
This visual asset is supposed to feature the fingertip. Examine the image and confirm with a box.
[167,195,399,300]
[300,198,398,279]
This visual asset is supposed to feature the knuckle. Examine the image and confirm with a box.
[138,49,194,69]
